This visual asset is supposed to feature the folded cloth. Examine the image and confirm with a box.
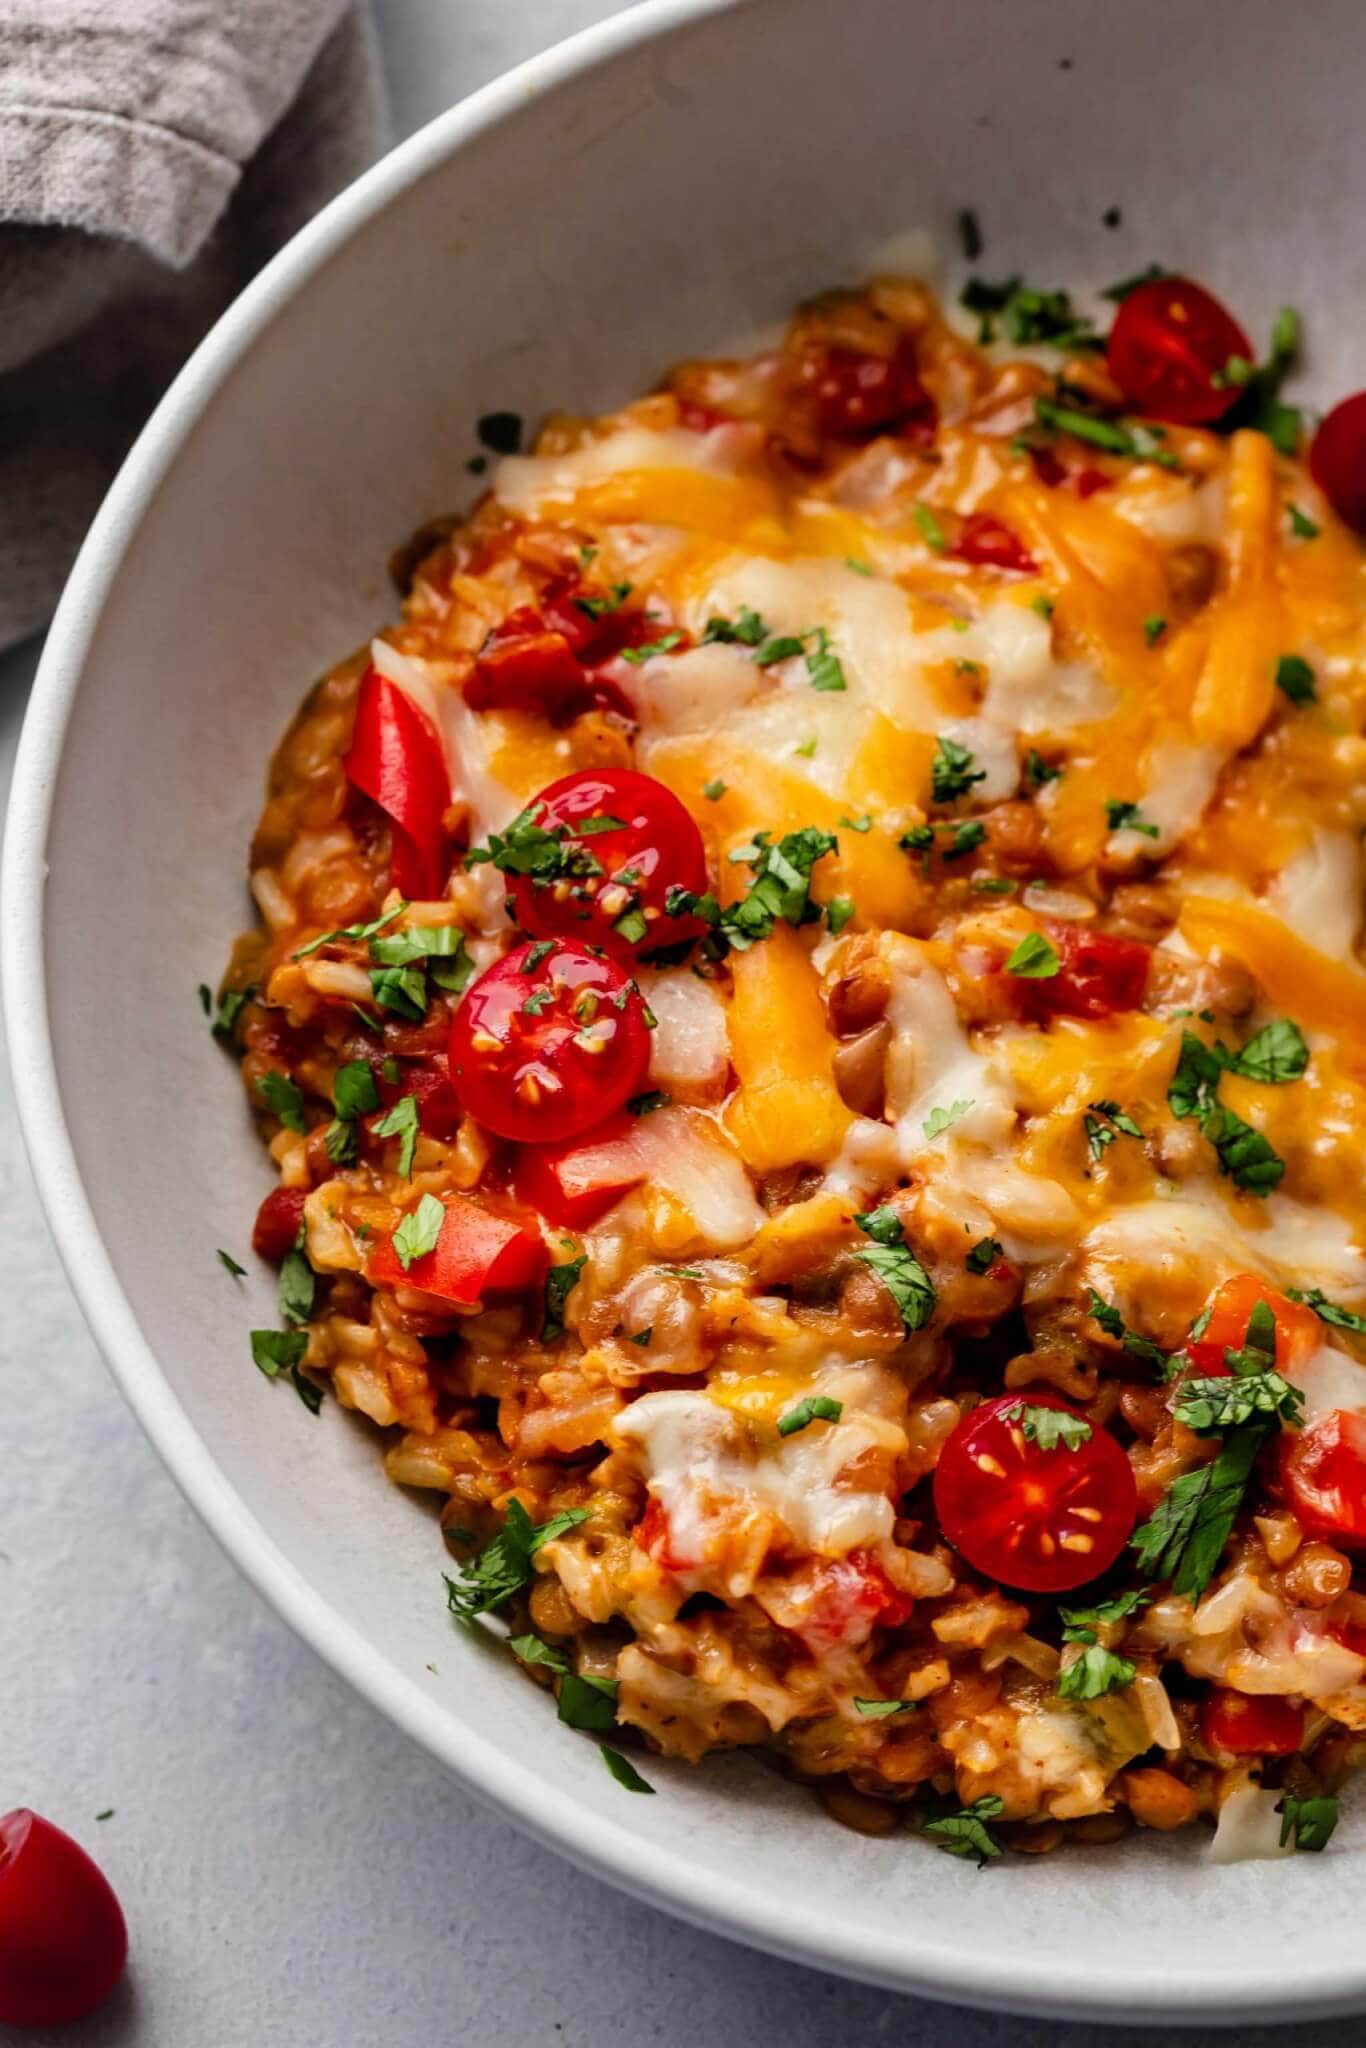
[0,0,388,650]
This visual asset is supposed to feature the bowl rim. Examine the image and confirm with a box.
[6,0,1366,2022]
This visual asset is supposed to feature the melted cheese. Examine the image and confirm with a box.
[494,425,743,517]
[1266,830,1363,965]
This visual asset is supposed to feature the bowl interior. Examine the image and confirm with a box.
[14,0,1366,2018]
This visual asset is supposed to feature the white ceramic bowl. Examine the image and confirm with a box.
[8,0,1366,2020]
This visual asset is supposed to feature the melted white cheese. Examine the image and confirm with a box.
[1266,831,1363,965]
[493,425,739,516]
[1107,740,1222,859]
[1083,1185,1366,1320]
[880,934,1015,1158]
[1207,1784,1295,1865]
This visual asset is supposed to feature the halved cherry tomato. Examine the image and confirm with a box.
[1107,276,1252,427]
[367,1191,546,1305]
[1277,1408,1366,1548]
[0,1809,128,2029]
[953,511,1038,574]
[449,939,653,1144]
[1310,392,1366,533]
[514,1110,646,1228]
[342,665,450,899]
[1017,922,1151,1021]
[933,1391,1138,1593]
[1200,1688,1305,1758]
[793,338,937,443]
[782,1551,913,1652]
[251,1184,307,1262]
[1186,1272,1322,1380]
[505,768,708,957]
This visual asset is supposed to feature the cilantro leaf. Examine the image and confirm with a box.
[922,1794,1004,1864]
[1173,1371,1303,1434]
[1275,653,1316,704]
[292,905,404,960]
[754,634,809,667]
[1129,1424,1263,1599]
[369,963,428,1020]
[1166,1031,1287,1194]
[278,1244,315,1325]
[716,827,837,951]
[542,1248,587,1344]
[999,1401,1092,1452]
[217,1249,247,1280]
[825,897,856,936]
[1287,503,1320,541]
[600,1745,655,1794]
[556,1673,619,1732]
[1226,1017,1308,1085]
[1105,799,1161,839]
[207,984,255,1039]
[966,1236,1002,1275]
[392,1192,446,1272]
[853,1211,936,1334]
[914,502,948,552]
[324,1118,357,1166]
[805,626,847,692]
[702,606,768,647]
[1026,749,1060,787]
[944,820,986,861]
[1056,1644,1136,1701]
[373,1093,420,1178]
[1058,1588,1149,1638]
[371,923,475,997]
[467,808,607,887]
[1005,931,1060,979]
[1277,1793,1339,1852]
[508,1633,570,1672]
[854,1697,918,1718]
[931,735,986,804]
[250,1328,307,1380]
[1143,615,1167,647]
[1286,1287,1366,1336]
[777,1395,843,1438]
[334,1060,380,1120]
[443,1500,590,1622]
[702,779,727,801]
[1084,1290,1168,1371]
[256,1071,307,1133]
[575,581,632,620]
[924,1099,975,1140]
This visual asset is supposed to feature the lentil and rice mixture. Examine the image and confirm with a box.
[215,264,1366,1860]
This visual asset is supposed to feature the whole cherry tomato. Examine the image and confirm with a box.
[0,1809,128,2029]
[504,768,708,957]
[449,939,653,1144]
[1186,1272,1322,1380]
[1310,392,1366,533]
[933,1391,1138,1593]
[1200,1688,1305,1758]
[1107,276,1252,426]
[1278,1408,1366,1548]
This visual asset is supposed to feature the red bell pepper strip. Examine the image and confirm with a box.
[343,665,450,899]
[513,1112,646,1228]
[367,1193,547,1304]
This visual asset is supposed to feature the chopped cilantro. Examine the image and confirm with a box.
[1143,616,1167,647]
[1005,931,1060,979]
[923,1098,975,1140]
[1085,1100,1144,1162]
[291,1365,324,1415]
[794,735,818,758]
[1025,748,1060,787]
[600,1745,655,1794]
[207,984,254,1039]
[805,626,847,692]
[542,1248,587,1344]
[1058,1588,1149,1636]
[256,1071,307,1133]
[702,778,727,801]
[392,1193,446,1272]
[575,581,632,620]
[1222,306,1302,454]
[854,1697,918,1718]
[443,1500,590,1622]
[839,812,873,834]
[754,634,809,667]
[372,1093,420,1178]
[250,1328,307,1380]
[292,905,405,960]
[1000,1401,1092,1452]
[476,410,522,454]
[931,734,986,804]
[1286,1287,1366,1336]
[557,1672,619,1733]
[1166,1028,1295,1193]
[1031,595,1055,620]
[334,1060,380,1120]
[914,502,948,552]
[825,896,856,936]
[777,1395,843,1438]
[278,1243,315,1325]
[922,1793,1004,1865]
[217,1248,247,1280]
[845,556,874,577]
[707,826,837,952]
[371,923,475,996]
[702,606,768,647]
[1277,1793,1339,1853]
[621,629,685,665]
[369,963,428,1020]
[1174,1369,1303,1434]
[1084,1289,1168,1370]
[944,820,986,861]
[1129,1423,1264,1599]
[1287,502,1320,540]
[1229,1017,1308,1084]
[853,1209,936,1334]
[508,1633,569,1673]
[966,1236,1002,1275]
[1275,653,1317,704]
[324,1118,357,1166]
[1105,799,1161,838]
[1056,1643,1136,1701]
[960,277,1098,351]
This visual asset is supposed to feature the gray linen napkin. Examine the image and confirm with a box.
[0,0,389,650]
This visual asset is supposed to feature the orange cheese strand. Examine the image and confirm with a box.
[1191,430,1282,751]
[723,924,851,1170]
[1179,895,1366,1057]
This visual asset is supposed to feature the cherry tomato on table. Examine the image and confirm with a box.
[1107,276,1252,427]
[1310,392,1366,533]
[933,1391,1138,1593]
[1186,1271,1322,1379]
[505,768,708,956]
[0,1809,127,2029]
[1278,1408,1366,1548]
[1200,1688,1305,1758]
[449,939,653,1144]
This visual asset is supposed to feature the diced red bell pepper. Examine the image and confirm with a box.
[252,1185,308,1262]
[367,1193,547,1305]
[1024,922,1151,1020]
[342,665,450,899]
[1200,1688,1305,1757]
[1186,1273,1322,1380]
[786,1551,912,1652]
[953,511,1038,574]
[513,1112,646,1229]
[464,610,589,717]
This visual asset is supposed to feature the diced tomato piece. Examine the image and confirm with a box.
[1310,392,1366,532]
[793,338,937,444]
[1107,276,1252,427]
[342,665,450,899]
[367,1192,547,1305]
[514,1111,645,1228]
[1017,922,1151,1021]
[1201,1688,1306,1757]
[785,1551,912,1652]
[1186,1272,1322,1380]
[638,1497,696,1574]
[465,614,589,717]
[953,511,1038,574]
[251,1185,307,1262]
[1278,1409,1366,1549]
[933,1392,1137,1594]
